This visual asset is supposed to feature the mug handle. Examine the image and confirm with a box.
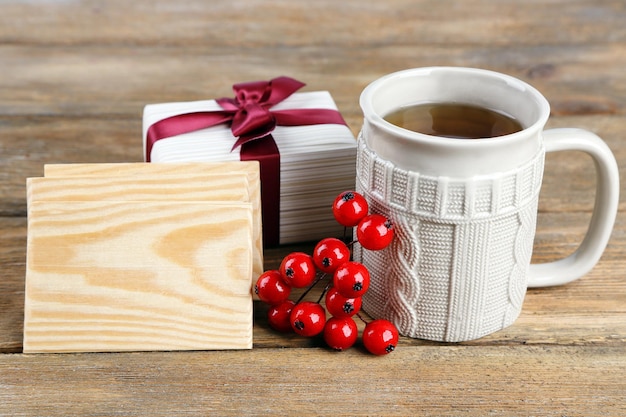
[528,128,620,287]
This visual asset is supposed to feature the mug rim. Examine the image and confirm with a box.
[360,66,551,147]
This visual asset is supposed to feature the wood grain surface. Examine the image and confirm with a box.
[27,173,250,204]
[43,161,264,278]
[1,346,624,416]
[0,0,625,415]
[25,200,253,353]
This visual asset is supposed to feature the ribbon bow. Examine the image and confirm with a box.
[216,76,305,151]
[144,76,347,246]
[145,76,345,161]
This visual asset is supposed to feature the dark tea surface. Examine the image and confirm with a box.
[384,102,523,139]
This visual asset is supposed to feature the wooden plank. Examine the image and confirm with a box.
[1,44,624,118]
[24,200,253,353]
[27,173,250,205]
[1,0,624,47]
[44,162,264,280]
[1,346,624,416]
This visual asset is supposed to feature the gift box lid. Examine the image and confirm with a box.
[143,91,356,163]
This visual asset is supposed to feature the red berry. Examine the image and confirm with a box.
[332,191,369,227]
[255,270,291,305]
[333,261,370,298]
[356,214,395,250]
[267,300,296,333]
[362,319,399,355]
[323,317,358,351]
[324,287,361,318]
[290,301,326,337]
[279,252,316,288]
[313,237,351,274]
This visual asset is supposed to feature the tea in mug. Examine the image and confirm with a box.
[383,102,523,139]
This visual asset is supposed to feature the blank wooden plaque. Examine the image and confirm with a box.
[24,200,253,353]
[44,162,263,279]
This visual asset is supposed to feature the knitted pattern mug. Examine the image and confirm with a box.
[355,67,619,342]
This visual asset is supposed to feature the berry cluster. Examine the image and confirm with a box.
[255,191,399,355]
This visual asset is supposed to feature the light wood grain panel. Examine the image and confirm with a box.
[24,200,253,353]
[44,161,264,279]
[27,173,249,205]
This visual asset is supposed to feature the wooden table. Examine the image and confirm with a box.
[1,1,624,415]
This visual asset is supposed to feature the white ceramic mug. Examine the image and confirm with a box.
[355,67,619,342]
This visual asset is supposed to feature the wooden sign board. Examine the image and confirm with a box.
[24,162,260,353]
[44,162,263,279]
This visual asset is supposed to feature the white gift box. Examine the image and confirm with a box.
[143,91,357,245]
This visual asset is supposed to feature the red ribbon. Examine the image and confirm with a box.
[145,76,347,246]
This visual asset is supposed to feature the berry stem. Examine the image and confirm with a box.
[295,272,328,304]
[356,312,370,325]
[316,281,333,304]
